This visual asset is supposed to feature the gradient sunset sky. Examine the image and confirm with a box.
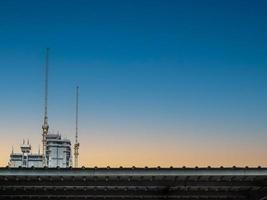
[0,0,267,167]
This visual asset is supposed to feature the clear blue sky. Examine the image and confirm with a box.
[0,0,267,166]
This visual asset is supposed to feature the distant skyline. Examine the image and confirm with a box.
[0,0,267,167]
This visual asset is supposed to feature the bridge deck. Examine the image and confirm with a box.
[0,167,267,200]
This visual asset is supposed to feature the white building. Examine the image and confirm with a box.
[8,49,76,169]
[9,135,72,168]
[46,133,72,168]
[9,140,43,168]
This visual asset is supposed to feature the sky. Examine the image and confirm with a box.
[0,0,267,167]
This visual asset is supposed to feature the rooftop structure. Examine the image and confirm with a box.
[8,140,43,168]
[9,135,72,168]
[46,134,72,168]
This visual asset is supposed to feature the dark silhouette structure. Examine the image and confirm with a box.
[0,167,267,199]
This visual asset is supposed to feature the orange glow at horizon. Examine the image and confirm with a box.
[1,127,266,168]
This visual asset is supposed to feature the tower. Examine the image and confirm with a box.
[42,48,50,166]
[74,86,80,168]
[8,48,72,168]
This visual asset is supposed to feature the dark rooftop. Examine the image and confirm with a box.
[0,167,267,199]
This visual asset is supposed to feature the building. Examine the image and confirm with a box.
[46,133,72,168]
[8,140,43,168]
[9,134,72,168]
[8,49,76,169]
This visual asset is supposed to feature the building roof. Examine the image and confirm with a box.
[0,167,267,199]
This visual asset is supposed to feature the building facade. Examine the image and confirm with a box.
[9,134,72,168]
[9,140,43,168]
[45,133,72,168]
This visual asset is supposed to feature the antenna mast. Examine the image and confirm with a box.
[42,48,50,166]
[74,86,80,168]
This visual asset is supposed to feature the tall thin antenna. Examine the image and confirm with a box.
[74,86,80,168]
[42,48,50,166]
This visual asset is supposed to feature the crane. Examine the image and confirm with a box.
[42,48,50,166]
[74,86,80,168]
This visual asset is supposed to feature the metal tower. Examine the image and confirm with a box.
[74,86,80,168]
[42,48,50,166]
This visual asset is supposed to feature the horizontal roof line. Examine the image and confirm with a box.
[1,167,267,176]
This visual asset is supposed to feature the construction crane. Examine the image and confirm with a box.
[42,48,50,166]
[74,86,80,168]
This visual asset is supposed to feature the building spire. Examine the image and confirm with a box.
[42,48,50,166]
[74,86,80,168]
